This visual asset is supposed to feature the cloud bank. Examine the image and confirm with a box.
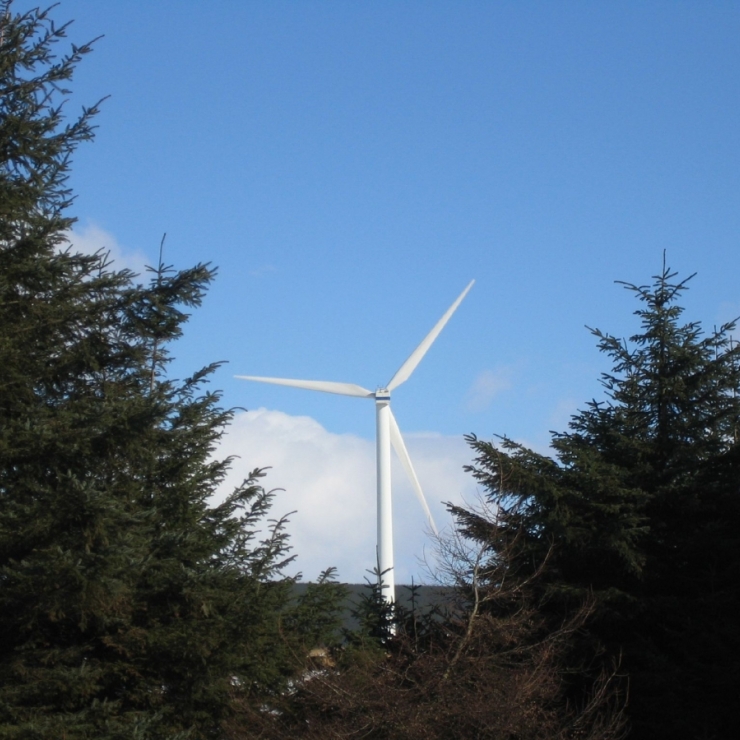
[214,409,479,584]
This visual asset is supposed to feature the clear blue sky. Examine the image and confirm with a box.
[33,0,740,582]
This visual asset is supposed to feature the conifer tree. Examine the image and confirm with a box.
[0,4,344,737]
[457,263,740,739]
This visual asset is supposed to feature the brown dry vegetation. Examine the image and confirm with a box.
[225,511,627,740]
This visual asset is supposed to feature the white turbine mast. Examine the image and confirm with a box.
[236,280,474,604]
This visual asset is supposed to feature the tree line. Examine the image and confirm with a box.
[1,4,737,738]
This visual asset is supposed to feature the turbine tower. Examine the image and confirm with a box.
[236,280,474,603]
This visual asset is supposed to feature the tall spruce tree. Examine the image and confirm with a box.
[456,263,740,740]
[0,4,343,738]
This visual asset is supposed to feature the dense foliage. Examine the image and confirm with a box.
[458,265,740,739]
[0,5,343,738]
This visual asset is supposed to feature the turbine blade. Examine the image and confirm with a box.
[388,408,438,535]
[386,280,474,391]
[235,375,373,398]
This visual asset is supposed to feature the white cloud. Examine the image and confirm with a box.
[64,222,151,278]
[213,409,479,585]
[464,368,512,411]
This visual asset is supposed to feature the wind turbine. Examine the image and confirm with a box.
[236,280,474,603]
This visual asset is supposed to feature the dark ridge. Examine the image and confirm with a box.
[292,583,454,631]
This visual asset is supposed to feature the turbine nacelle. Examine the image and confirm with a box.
[236,280,474,604]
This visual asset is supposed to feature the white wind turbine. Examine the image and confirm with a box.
[236,280,474,603]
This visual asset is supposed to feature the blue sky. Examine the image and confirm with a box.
[36,1,740,582]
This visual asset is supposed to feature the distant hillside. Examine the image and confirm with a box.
[292,583,455,632]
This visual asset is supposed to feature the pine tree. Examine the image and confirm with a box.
[0,4,345,737]
[458,262,740,739]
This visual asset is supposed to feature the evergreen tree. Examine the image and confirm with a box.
[0,4,344,737]
[458,263,740,739]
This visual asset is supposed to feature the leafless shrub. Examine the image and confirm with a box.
[232,497,627,740]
